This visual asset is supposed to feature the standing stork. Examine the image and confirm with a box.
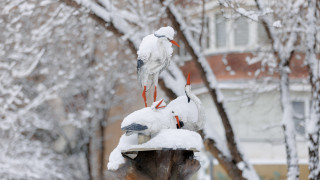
[137,26,180,107]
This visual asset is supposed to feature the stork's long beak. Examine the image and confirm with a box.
[187,73,190,85]
[170,40,180,47]
[175,116,181,129]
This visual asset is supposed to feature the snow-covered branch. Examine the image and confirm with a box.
[305,0,320,179]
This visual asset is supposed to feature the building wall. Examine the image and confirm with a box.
[198,85,309,163]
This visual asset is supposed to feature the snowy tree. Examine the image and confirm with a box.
[0,1,90,178]
[217,0,320,179]
[0,0,138,179]
[305,0,320,179]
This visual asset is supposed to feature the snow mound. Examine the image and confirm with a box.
[137,26,176,63]
[154,26,174,39]
[121,107,173,135]
[107,133,137,171]
[273,20,282,28]
[107,129,203,170]
[126,129,203,151]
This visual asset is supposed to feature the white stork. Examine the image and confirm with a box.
[137,26,180,107]
[121,73,205,137]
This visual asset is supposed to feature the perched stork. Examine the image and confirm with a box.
[137,26,180,107]
[121,73,204,138]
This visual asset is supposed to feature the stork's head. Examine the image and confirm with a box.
[154,26,180,47]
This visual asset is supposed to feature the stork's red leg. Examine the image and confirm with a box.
[142,86,147,107]
[154,86,157,102]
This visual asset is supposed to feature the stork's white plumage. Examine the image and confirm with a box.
[121,73,204,136]
[137,26,179,107]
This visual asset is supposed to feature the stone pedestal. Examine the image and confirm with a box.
[106,150,200,180]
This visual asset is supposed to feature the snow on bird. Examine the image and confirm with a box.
[121,73,204,136]
[137,26,180,107]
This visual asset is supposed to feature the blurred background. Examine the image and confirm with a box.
[1,0,319,179]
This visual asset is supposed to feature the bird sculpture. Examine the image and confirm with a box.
[121,73,204,140]
[137,26,180,107]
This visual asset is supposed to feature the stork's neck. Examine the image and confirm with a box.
[157,38,168,59]
[185,85,204,130]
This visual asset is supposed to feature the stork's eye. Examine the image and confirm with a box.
[167,37,170,41]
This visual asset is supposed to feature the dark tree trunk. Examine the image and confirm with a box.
[306,1,320,179]
[86,137,93,180]
[106,150,200,180]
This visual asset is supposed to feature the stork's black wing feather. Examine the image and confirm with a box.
[137,59,144,72]
[122,123,148,131]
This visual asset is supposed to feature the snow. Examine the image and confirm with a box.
[74,0,111,22]
[154,26,175,40]
[204,125,231,158]
[107,133,137,171]
[137,27,174,62]
[121,106,174,135]
[108,129,203,170]
[272,20,282,28]
[237,161,245,170]
[12,49,44,78]
[236,7,258,21]
[305,0,320,178]
[130,129,202,150]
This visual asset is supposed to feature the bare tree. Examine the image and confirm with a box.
[0,0,139,179]
[217,0,320,179]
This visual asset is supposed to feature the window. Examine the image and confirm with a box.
[291,101,307,136]
[234,17,249,46]
[177,40,189,58]
[215,14,226,48]
[201,16,210,49]
[257,23,270,44]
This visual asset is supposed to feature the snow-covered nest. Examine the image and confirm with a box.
[107,129,203,170]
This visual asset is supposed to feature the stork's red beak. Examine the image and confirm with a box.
[187,73,191,85]
[175,116,181,129]
[170,40,180,47]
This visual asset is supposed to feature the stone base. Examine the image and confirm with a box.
[106,150,200,180]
